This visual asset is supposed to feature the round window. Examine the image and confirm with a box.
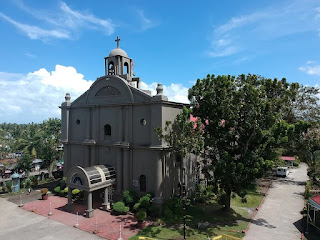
[140,119,147,126]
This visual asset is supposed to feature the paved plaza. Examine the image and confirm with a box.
[0,195,148,240]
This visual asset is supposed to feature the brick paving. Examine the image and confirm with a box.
[22,196,150,240]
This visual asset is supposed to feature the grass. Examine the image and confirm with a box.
[130,192,264,240]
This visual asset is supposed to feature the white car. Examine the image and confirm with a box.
[276,167,289,177]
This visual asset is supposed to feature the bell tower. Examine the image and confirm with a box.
[104,37,134,80]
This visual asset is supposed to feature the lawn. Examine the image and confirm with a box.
[129,192,264,240]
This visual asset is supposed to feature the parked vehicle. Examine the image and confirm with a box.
[276,167,289,177]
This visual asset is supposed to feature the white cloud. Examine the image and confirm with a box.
[137,9,158,31]
[0,65,189,123]
[0,12,70,40]
[208,0,320,57]
[59,2,114,35]
[1,1,114,41]
[0,65,93,123]
[140,81,189,103]
[299,62,320,76]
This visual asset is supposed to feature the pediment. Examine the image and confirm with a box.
[85,76,134,105]
[95,86,121,96]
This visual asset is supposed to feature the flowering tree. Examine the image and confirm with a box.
[188,74,299,209]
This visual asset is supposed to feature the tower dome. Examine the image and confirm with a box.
[109,47,128,57]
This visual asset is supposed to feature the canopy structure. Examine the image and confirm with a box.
[66,165,116,192]
[66,165,116,218]
[307,195,320,231]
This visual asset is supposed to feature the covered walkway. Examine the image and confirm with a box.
[66,165,116,217]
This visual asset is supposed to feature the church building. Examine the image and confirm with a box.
[60,37,198,217]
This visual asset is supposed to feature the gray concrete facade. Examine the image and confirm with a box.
[60,38,199,204]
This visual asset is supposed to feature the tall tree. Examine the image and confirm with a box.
[188,74,298,209]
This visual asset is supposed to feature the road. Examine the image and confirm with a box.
[244,163,309,240]
[0,197,103,240]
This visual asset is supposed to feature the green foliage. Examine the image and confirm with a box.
[64,187,68,193]
[293,159,300,167]
[193,185,215,204]
[59,178,66,189]
[136,210,147,222]
[54,186,61,194]
[5,180,12,190]
[123,190,138,209]
[305,180,312,199]
[17,149,32,172]
[139,194,151,209]
[24,178,31,188]
[155,106,204,160]
[72,189,80,195]
[29,176,38,187]
[163,198,183,216]
[133,203,140,212]
[188,74,300,208]
[113,201,129,215]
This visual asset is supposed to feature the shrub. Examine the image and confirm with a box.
[40,188,48,195]
[64,187,69,193]
[123,190,138,209]
[305,188,311,199]
[164,198,183,215]
[113,201,129,215]
[54,186,61,194]
[59,178,66,189]
[133,203,141,212]
[24,178,31,188]
[72,189,80,195]
[293,160,300,167]
[5,181,12,191]
[29,176,38,187]
[136,210,147,222]
[139,195,151,209]
[0,186,2,193]
[163,208,173,219]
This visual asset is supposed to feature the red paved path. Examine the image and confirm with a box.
[23,196,149,240]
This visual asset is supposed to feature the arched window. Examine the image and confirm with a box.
[124,62,129,75]
[139,175,146,192]
[108,62,115,75]
[104,124,111,136]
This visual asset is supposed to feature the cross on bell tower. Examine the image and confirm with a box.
[115,36,120,48]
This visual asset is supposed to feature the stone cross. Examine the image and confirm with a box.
[115,36,121,48]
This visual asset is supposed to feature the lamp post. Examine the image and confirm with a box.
[183,183,186,240]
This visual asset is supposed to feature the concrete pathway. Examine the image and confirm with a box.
[244,163,309,240]
[0,197,103,240]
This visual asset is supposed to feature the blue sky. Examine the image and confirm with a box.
[0,0,320,123]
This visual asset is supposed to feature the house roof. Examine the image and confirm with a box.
[309,195,320,209]
[280,156,296,161]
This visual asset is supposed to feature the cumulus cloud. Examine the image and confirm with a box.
[140,81,189,103]
[0,1,114,41]
[208,0,320,57]
[299,62,320,76]
[0,65,93,123]
[0,65,189,123]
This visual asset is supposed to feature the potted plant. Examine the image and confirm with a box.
[136,210,147,229]
[41,188,49,200]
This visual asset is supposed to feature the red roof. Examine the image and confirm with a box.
[280,156,296,161]
[312,195,320,205]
